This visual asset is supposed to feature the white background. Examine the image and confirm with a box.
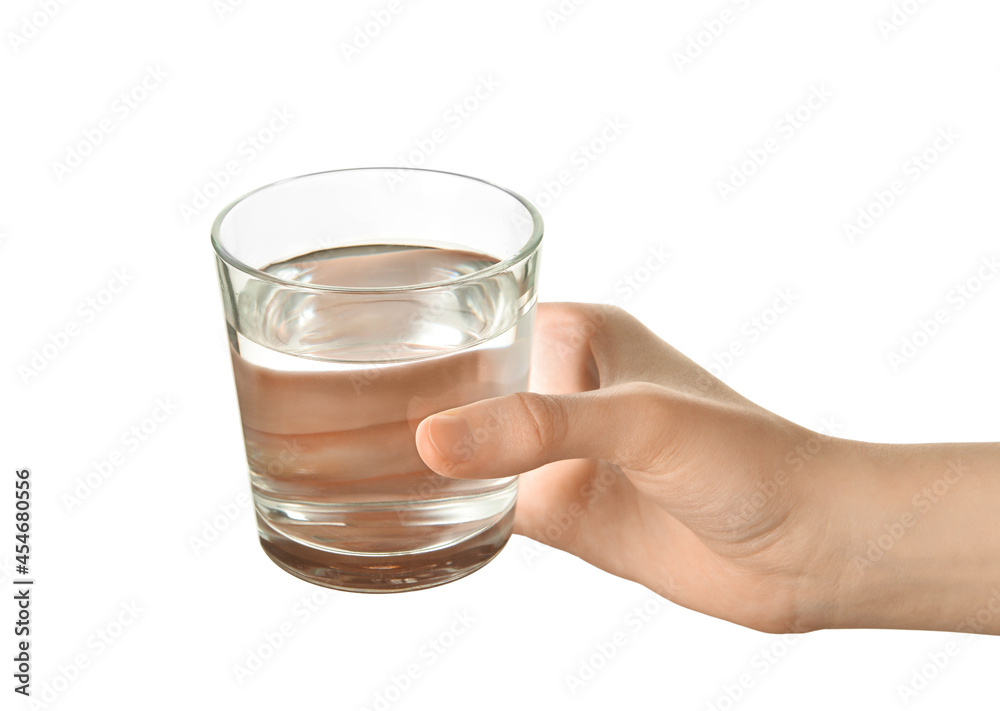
[3,0,999,709]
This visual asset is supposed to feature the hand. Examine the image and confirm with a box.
[415,303,1000,634]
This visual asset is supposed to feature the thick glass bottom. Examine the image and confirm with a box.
[255,504,515,593]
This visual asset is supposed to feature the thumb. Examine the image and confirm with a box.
[415,383,676,478]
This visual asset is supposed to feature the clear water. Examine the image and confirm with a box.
[227,245,534,590]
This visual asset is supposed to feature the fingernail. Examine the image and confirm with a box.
[427,414,474,464]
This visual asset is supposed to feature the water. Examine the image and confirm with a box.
[227,245,534,591]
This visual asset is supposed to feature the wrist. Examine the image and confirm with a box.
[782,433,865,633]
[792,437,1000,634]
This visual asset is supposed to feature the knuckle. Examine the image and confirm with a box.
[599,303,641,326]
[613,382,680,470]
[509,392,568,454]
[619,381,670,409]
[564,302,620,334]
[579,303,625,332]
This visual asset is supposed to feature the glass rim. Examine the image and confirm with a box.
[210,167,544,294]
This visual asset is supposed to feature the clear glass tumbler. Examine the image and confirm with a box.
[211,168,543,592]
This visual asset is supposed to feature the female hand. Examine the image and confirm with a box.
[416,303,1000,635]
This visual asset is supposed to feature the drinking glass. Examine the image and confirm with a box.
[211,167,543,592]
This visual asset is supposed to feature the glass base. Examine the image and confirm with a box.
[255,505,515,593]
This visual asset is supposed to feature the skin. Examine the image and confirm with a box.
[415,302,1000,635]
